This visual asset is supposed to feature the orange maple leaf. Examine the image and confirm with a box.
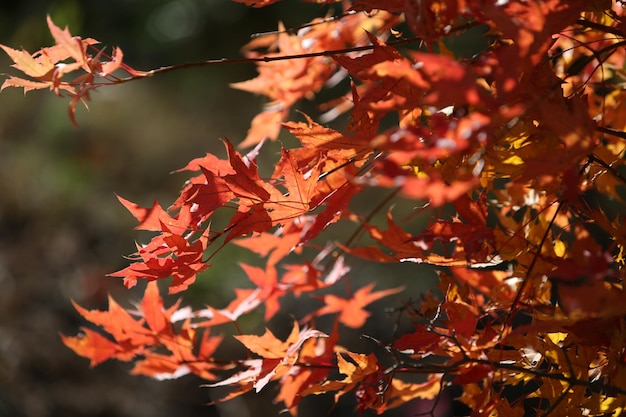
[1,16,147,126]
[63,282,224,380]
[300,351,379,397]
[233,14,396,147]
[46,15,87,65]
[301,349,442,412]
[305,283,403,328]
[0,44,55,80]
[275,320,339,415]
[208,321,327,396]
[282,114,372,157]
[264,147,322,224]
[240,263,284,320]
[61,327,121,367]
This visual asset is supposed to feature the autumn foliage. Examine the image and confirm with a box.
[4,0,626,415]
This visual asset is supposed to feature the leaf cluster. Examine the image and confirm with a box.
[4,1,626,416]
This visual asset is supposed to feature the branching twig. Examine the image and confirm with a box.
[504,201,564,328]
[103,37,423,86]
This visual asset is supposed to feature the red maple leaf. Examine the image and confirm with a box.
[109,229,209,293]
[117,195,192,234]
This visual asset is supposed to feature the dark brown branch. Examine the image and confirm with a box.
[597,125,626,141]
[101,18,487,87]
[576,18,625,37]
[107,37,422,85]
[505,201,564,327]
[393,354,626,397]
[588,151,626,185]
[541,384,572,417]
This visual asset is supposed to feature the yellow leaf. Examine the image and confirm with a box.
[502,155,524,166]
[337,351,378,383]
[617,244,625,266]
[553,239,566,257]
[547,332,568,345]
[385,375,442,410]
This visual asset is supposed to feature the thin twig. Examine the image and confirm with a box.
[504,201,564,328]
[107,37,423,85]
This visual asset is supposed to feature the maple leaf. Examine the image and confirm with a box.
[32,2,626,414]
[69,295,153,348]
[208,321,327,397]
[0,44,55,80]
[232,14,396,146]
[1,15,148,126]
[46,15,87,65]
[308,355,437,413]
[280,260,329,296]
[263,147,322,223]
[483,0,588,95]
[215,143,325,242]
[117,195,192,234]
[443,298,479,340]
[233,222,304,265]
[335,34,495,140]
[346,211,462,266]
[374,159,480,207]
[99,46,124,75]
[334,32,402,78]
[451,267,512,299]
[0,17,89,99]
[238,105,288,148]
[304,283,403,328]
[109,226,209,293]
[300,350,389,412]
[383,375,442,411]
[63,282,224,380]
[240,263,284,320]
[394,324,444,355]
[304,351,379,394]
[451,363,494,385]
[412,193,495,263]
[303,180,361,243]
[555,279,626,319]
[0,76,54,94]
[61,327,121,367]
[191,288,263,328]
[282,114,372,157]
[171,153,237,227]
[373,111,492,165]
[275,320,340,415]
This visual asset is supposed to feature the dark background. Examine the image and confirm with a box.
[0,1,440,416]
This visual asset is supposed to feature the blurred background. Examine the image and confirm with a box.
[0,1,442,416]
